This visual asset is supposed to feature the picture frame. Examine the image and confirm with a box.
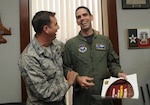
[127,28,150,49]
[122,0,150,9]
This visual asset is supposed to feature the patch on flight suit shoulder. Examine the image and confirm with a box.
[79,44,87,53]
[95,44,106,50]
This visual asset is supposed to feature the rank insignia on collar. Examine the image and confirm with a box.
[79,44,87,53]
[96,44,106,50]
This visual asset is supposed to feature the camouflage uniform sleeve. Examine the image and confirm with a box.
[18,55,71,102]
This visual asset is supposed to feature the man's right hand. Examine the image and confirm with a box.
[76,76,95,89]
[67,71,78,85]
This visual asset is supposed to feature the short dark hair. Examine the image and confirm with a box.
[75,6,92,17]
[32,11,56,34]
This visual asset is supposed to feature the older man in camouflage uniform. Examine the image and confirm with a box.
[18,11,77,105]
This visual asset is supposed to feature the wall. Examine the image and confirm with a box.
[117,1,150,105]
[0,0,21,103]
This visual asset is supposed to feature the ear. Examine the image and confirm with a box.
[43,25,49,34]
[90,15,93,21]
[76,20,80,25]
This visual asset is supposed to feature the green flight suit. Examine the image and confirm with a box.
[63,31,123,105]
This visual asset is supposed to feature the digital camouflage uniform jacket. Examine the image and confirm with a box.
[18,37,70,105]
[63,31,123,105]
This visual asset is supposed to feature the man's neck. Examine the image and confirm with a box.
[36,34,53,47]
[80,29,93,36]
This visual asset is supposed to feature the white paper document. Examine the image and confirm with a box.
[101,73,139,99]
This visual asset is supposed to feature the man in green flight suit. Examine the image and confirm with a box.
[63,6,127,105]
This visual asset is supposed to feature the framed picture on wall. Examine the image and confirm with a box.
[127,28,150,49]
[122,0,150,9]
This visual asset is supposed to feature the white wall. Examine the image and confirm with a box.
[117,1,150,105]
[0,0,21,103]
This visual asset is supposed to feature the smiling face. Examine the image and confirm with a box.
[45,16,59,40]
[75,8,93,31]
